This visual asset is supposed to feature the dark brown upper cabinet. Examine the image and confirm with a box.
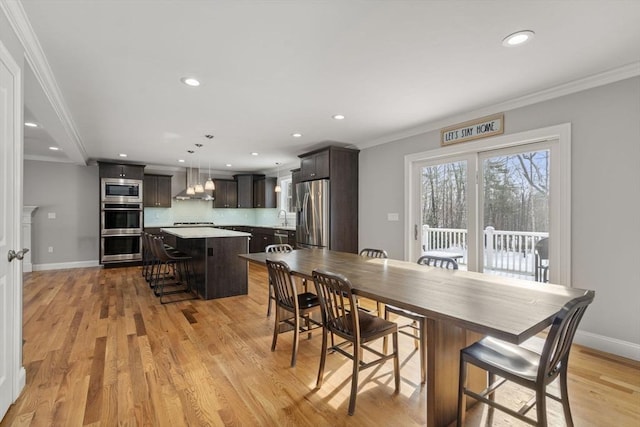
[144,174,172,207]
[253,177,276,208]
[98,162,145,180]
[233,174,276,208]
[234,174,255,208]
[299,149,329,181]
[212,179,238,208]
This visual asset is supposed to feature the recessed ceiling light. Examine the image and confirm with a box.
[226,163,232,167]
[180,77,201,87]
[292,133,303,138]
[49,146,60,151]
[178,159,185,163]
[502,30,535,47]
[119,153,127,158]
[251,152,259,156]
[332,114,345,120]
[25,122,38,127]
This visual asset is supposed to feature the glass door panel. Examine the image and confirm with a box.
[480,147,550,280]
[419,160,468,269]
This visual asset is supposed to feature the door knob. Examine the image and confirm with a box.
[7,248,29,262]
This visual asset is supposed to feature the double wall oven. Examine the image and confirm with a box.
[100,178,143,263]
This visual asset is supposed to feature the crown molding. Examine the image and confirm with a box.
[356,61,640,150]
[1,0,88,165]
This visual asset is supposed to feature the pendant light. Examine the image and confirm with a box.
[274,162,282,193]
[194,145,204,193]
[205,159,215,190]
[186,158,195,195]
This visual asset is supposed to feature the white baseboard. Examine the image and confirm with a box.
[575,330,640,361]
[32,260,100,271]
[14,366,25,402]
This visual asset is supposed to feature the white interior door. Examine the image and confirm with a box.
[0,41,23,421]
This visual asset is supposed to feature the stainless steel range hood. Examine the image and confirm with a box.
[175,168,214,201]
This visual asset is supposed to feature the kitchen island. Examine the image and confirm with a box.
[161,227,251,300]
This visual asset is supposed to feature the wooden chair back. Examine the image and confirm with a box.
[417,255,459,269]
[359,248,388,258]
[539,290,595,382]
[266,244,293,253]
[266,259,299,312]
[312,269,360,342]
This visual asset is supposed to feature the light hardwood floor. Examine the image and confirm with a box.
[2,264,639,426]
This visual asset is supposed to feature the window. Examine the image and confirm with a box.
[278,176,295,213]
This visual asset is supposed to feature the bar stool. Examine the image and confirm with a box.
[149,236,197,304]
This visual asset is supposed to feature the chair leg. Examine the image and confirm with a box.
[487,371,496,421]
[348,340,361,415]
[316,327,328,388]
[536,387,548,427]
[266,281,273,317]
[291,311,300,367]
[382,309,390,354]
[271,307,280,352]
[393,331,400,393]
[419,317,427,384]
[488,372,496,402]
[559,366,574,427]
[305,313,312,340]
[412,320,420,349]
[457,357,468,427]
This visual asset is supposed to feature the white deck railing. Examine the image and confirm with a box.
[422,225,548,276]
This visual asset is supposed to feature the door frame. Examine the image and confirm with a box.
[404,123,571,285]
[0,38,26,417]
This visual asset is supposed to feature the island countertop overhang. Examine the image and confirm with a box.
[160,227,251,239]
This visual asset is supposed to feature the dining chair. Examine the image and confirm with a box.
[457,290,595,427]
[312,269,400,415]
[417,254,459,270]
[265,243,294,317]
[383,254,458,385]
[358,248,388,315]
[535,237,549,283]
[266,259,322,367]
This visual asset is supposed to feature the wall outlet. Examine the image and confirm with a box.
[48,246,54,253]
[47,212,56,219]
[387,213,399,221]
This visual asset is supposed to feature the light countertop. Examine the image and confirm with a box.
[161,227,251,239]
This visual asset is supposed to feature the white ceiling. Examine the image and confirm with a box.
[17,0,640,173]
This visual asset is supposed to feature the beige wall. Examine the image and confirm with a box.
[23,161,99,266]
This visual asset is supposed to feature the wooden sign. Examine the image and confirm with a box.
[440,113,504,146]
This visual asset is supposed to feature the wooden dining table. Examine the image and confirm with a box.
[239,248,588,427]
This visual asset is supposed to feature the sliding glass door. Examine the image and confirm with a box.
[407,125,570,285]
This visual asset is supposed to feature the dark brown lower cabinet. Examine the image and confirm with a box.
[173,235,249,299]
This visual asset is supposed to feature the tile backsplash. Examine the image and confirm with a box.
[144,201,285,227]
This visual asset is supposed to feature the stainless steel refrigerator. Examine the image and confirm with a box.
[296,179,330,249]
